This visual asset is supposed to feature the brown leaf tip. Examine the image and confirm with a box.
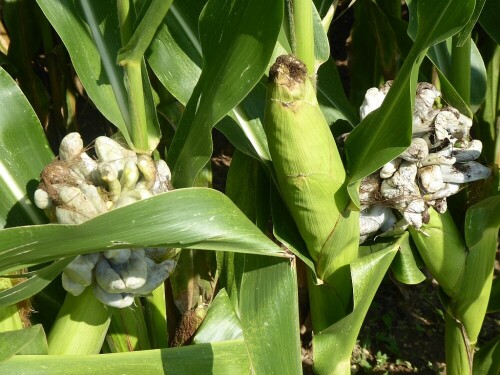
[269,55,307,87]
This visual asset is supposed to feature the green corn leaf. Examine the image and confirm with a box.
[37,0,131,143]
[410,210,467,299]
[390,236,426,285]
[166,0,283,187]
[313,235,402,375]
[428,38,487,113]
[0,67,52,228]
[454,196,500,345]
[0,189,287,276]
[238,256,302,375]
[473,336,500,375]
[455,0,487,46]
[223,152,302,374]
[47,287,112,355]
[0,258,73,309]
[193,289,243,344]
[0,325,48,363]
[0,340,251,374]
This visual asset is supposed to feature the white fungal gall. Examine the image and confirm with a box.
[95,257,127,293]
[120,160,140,192]
[359,205,395,236]
[94,136,137,173]
[453,140,482,162]
[380,158,401,179]
[388,161,419,194]
[402,199,426,228]
[116,252,148,290]
[415,83,440,114]
[34,188,52,209]
[63,255,95,286]
[92,283,135,308]
[400,138,428,162]
[420,153,456,167]
[153,160,171,194]
[133,257,177,295]
[440,161,491,183]
[103,249,132,264]
[59,132,84,161]
[62,272,88,296]
[57,185,100,219]
[359,87,386,120]
[418,165,444,193]
[423,183,461,200]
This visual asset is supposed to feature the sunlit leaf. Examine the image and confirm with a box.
[0,67,52,228]
[0,189,287,276]
[0,325,47,363]
[0,340,250,374]
[166,0,283,187]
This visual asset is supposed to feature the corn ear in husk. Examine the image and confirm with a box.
[264,55,356,276]
[411,198,499,374]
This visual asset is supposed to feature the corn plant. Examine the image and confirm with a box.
[0,0,499,374]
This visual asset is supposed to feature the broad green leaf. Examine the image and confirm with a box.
[37,0,131,144]
[0,325,47,363]
[0,66,52,228]
[147,4,273,164]
[239,256,302,375]
[345,0,476,206]
[428,38,487,112]
[220,150,269,310]
[316,57,358,126]
[0,340,250,374]
[0,189,287,275]
[473,336,500,375]
[390,236,426,284]
[166,0,283,187]
[476,42,499,163]
[313,236,401,374]
[455,0,486,46]
[223,152,302,374]
[0,258,73,308]
[313,3,330,69]
[479,0,500,45]
[193,289,243,344]
[455,196,500,344]
[410,210,466,298]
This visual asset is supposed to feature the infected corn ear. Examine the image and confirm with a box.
[355,82,491,242]
[35,133,178,308]
[264,55,352,268]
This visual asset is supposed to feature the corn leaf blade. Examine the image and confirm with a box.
[0,189,287,276]
[0,340,250,374]
[0,325,48,363]
[0,67,52,228]
[37,0,131,143]
[166,0,283,187]
[313,236,402,374]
